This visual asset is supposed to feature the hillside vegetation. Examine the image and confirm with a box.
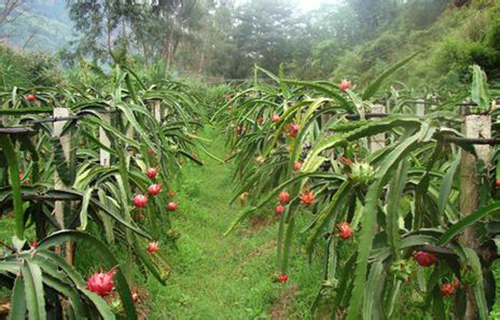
[330,0,500,90]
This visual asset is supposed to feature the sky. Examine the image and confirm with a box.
[235,0,343,12]
[297,0,343,11]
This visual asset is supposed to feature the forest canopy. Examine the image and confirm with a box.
[57,0,499,89]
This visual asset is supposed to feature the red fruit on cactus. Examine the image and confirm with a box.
[87,270,115,297]
[148,184,162,196]
[496,178,500,187]
[300,190,315,206]
[258,117,264,125]
[278,191,290,205]
[133,194,148,208]
[339,79,352,92]
[271,113,280,123]
[453,277,460,290]
[440,283,455,297]
[337,222,353,239]
[26,94,35,101]
[30,239,38,250]
[146,167,158,179]
[132,291,139,303]
[167,201,178,212]
[19,172,24,179]
[288,123,299,138]
[276,205,285,214]
[278,273,288,284]
[146,241,159,254]
[168,190,175,198]
[293,162,303,171]
[413,251,437,267]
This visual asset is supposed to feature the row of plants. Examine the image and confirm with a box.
[0,63,204,319]
[215,58,500,318]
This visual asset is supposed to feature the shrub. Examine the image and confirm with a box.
[0,45,63,88]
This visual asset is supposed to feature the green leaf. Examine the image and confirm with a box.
[303,181,350,254]
[471,65,490,112]
[463,248,488,320]
[347,126,431,320]
[9,276,27,320]
[40,274,87,318]
[363,261,385,320]
[438,201,500,245]
[50,136,75,186]
[79,187,94,230]
[42,189,150,239]
[362,52,419,100]
[223,206,258,237]
[36,251,115,320]
[438,154,460,216]
[0,107,52,115]
[224,172,344,236]
[386,160,408,259]
[281,216,295,273]
[303,115,422,170]
[281,79,353,112]
[22,260,45,320]
[37,230,137,319]
[0,135,25,239]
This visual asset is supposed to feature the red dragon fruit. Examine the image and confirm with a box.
[148,184,162,197]
[167,202,178,212]
[146,167,158,179]
[278,191,290,205]
[300,190,315,206]
[146,241,159,254]
[339,79,352,92]
[87,269,116,297]
[133,194,148,208]
[276,205,285,214]
[337,222,353,239]
[413,251,437,267]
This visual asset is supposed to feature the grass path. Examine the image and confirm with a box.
[146,127,290,319]
[144,126,500,320]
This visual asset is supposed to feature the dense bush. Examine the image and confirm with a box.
[0,46,63,87]
[328,1,500,92]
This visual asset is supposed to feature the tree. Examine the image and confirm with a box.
[228,0,297,79]
[65,0,141,63]
[0,0,26,32]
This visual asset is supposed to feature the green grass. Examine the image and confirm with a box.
[143,126,322,319]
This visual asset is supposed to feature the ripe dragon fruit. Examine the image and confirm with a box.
[337,222,353,239]
[148,184,162,196]
[300,190,315,206]
[339,79,352,92]
[167,202,178,212]
[278,191,290,205]
[278,273,288,284]
[271,113,280,123]
[276,205,285,214]
[293,161,303,172]
[146,167,158,179]
[87,269,116,297]
[440,283,455,297]
[133,194,148,208]
[147,241,159,254]
[413,251,437,267]
[288,123,299,138]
